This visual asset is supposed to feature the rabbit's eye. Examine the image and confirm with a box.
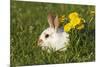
[45,34,49,38]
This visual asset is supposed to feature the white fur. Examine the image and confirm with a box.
[38,14,70,51]
[38,27,69,51]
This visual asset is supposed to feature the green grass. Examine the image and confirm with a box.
[10,1,95,66]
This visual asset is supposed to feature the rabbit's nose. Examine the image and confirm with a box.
[38,39,43,44]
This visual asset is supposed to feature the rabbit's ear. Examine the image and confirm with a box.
[48,13,55,28]
[54,15,60,30]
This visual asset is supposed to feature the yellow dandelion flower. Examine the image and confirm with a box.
[68,12,79,20]
[61,15,66,18]
[64,12,84,32]
[59,12,84,32]
[59,15,66,23]
[64,23,72,32]
[70,17,81,28]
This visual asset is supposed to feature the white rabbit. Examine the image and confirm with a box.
[38,13,69,51]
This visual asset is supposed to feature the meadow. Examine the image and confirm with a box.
[10,1,95,66]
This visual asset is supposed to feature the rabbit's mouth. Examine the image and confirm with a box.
[38,39,44,45]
